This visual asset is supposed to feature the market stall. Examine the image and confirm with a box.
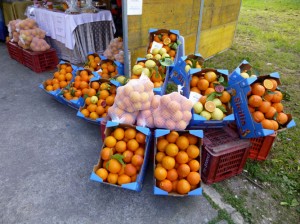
[25,5,115,64]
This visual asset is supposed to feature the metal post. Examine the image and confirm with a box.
[195,0,204,53]
[122,0,129,77]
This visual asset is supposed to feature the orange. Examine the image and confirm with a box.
[117,174,131,185]
[45,79,52,86]
[80,70,88,77]
[157,138,169,152]
[165,143,179,157]
[131,155,144,167]
[105,95,115,106]
[197,79,209,91]
[272,103,284,113]
[88,88,96,97]
[258,101,271,113]
[172,180,178,192]
[177,164,190,178]
[135,147,145,157]
[87,104,97,113]
[155,152,166,163]
[136,132,146,144]
[159,179,173,193]
[187,172,201,185]
[270,79,278,91]
[175,136,189,150]
[170,33,177,42]
[188,160,200,172]
[186,134,198,145]
[113,127,125,140]
[53,72,60,78]
[59,81,68,88]
[96,106,105,116]
[199,95,207,105]
[175,151,189,164]
[81,108,90,117]
[85,97,91,105]
[191,87,201,94]
[122,150,133,163]
[59,68,66,75]
[58,74,66,82]
[261,119,274,130]
[248,95,263,108]
[271,91,283,103]
[186,145,200,159]
[177,179,191,194]
[219,91,231,103]
[161,156,176,170]
[265,107,277,119]
[204,88,216,95]
[263,79,274,90]
[89,112,99,120]
[104,136,117,148]
[91,82,100,90]
[127,139,139,152]
[154,166,167,181]
[166,131,179,143]
[95,168,108,181]
[107,173,118,184]
[252,111,264,123]
[66,66,73,73]
[115,140,127,153]
[205,101,216,113]
[276,112,288,125]
[124,128,137,140]
[46,85,53,91]
[204,71,217,82]
[65,73,72,81]
[101,147,113,160]
[166,169,178,181]
[270,120,279,131]
[248,105,255,113]
[107,64,115,73]
[79,81,89,89]
[251,83,265,96]
[124,164,137,177]
[107,159,122,174]
[52,83,60,90]
[263,92,274,102]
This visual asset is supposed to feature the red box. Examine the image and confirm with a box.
[248,133,277,161]
[202,128,251,184]
[23,48,58,73]
[6,41,23,64]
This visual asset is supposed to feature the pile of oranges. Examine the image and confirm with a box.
[248,78,289,130]
[98,60,119,79]
[85,54,102,71]
[60,69,95,101]
[43,63,74,91]
[80,80,117,120]
[148,32,178,61]
[154,131,201,195]
[95,127,147,186]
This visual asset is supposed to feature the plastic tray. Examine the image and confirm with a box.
[202,128,251,184]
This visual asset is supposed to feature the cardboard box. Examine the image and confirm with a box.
[90,121,152,192]
[147,28,183,65]
[186,68,235,127]
[228,71,296,138]
[55,68,99,110]
[153,129,203,196]
[76,77,121,125]
[98,56,124,77]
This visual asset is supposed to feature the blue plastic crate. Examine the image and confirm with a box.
[153,129,203,196]
[90,122,152,192]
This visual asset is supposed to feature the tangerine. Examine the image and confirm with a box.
[154,167,167,181]
[248,95,263,108]
[177,164,190,178]
[251,83,265,96]
[157,138,169,152]
[159,179,173,193]
[258,101,271,113]
[276,112,288,125]
[271,91,283,103]
[177,179,191,194]
[188,160,200,172]
[124,164,137,177]
[186,145,200,159]
[107,159,122,174]
[265,106,277,119]
[252,111,264,123]
[176,136,189,150]
[136,132,146,144]
[127,139,139,151]
[115,141,127,153]
[101,147,113,160]
[95,168,108,181]
[104,136,117,148]
[122,150,133,163]
[156,152,166,163]
[113,128,125,140]
[161,156,176,170]
[131,155,144,167]
[187,172,201,185]
[107,173,118,184]
[167,169,178,181]
[219,91,231,103]
[272,103,284,113]
[166,131,179,143]
[124,128,137,140]
[165,143,179,157]
[117,174,131,185]
[175,151,189,164]
[197,79,209,91]
[261,119,274,130]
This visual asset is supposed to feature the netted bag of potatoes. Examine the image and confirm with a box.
[16,18,37,31]
[153,92,193,130]
[103,37,123,60]
[107,104,138,125]
[19,28,46,45]
[8,19,21,42]
[136,95,161,128]
[114,74,154,113]
[18,40,30,49]
[30,37,51,52]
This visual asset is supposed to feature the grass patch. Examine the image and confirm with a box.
[205,0,300,221]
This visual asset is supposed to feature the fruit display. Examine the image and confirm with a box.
[153,92,193,130]
[91,123,151,191]
[42,62,76,92]
[189,69,233,121]
[77,79,118,122]
[147,29,181,62]
[174,54,205,75]
[136,95,161,128]
[84,53,102,71]
[154,130,203,196]
[132,58,167,89]
[103,37,124,63]
[57,68,98,109]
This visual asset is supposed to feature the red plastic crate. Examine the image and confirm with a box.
[6,41,24,64]
[202,128,251,184]
[248,133,277,161]
[23,48,58,73]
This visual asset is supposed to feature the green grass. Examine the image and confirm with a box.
[205,0,300,221]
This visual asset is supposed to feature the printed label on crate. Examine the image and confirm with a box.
[189,91,202,105]
[149,41,163,53]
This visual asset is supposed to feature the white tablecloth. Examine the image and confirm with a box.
[26,6,115,50]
